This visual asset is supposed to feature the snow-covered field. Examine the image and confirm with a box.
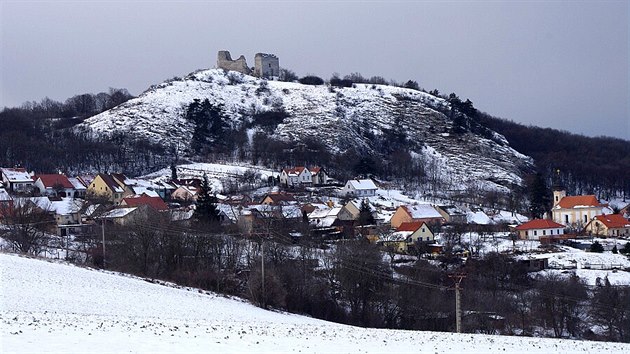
[2,253,629,353]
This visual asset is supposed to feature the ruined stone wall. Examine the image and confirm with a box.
[254,53,279,78]
[217,50,251,75]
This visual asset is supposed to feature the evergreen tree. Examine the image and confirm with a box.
[194,174,220,224]
[358,199,375,226]
[170,163,178,181]
[185,99,227,154]
[590,241,604,253]
[528,173,550,219]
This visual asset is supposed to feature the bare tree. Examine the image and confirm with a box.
[1,199,53,254]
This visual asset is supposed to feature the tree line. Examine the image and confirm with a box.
[0,89,172,176]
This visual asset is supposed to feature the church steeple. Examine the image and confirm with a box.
[552,169,565,207]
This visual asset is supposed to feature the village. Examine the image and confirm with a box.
[1,162,630,278]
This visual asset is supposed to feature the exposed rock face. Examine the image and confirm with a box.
[217,50,251,75]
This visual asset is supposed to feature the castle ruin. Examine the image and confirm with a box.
[254,53,279,78]
[216,50,279,79]
[217,50,251,75]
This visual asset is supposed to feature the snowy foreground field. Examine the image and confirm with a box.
[1,253,629,354]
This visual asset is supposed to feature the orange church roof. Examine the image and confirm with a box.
[556,195,602,209]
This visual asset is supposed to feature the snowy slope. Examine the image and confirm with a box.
[77,69,533,192]
[2,253,629,353]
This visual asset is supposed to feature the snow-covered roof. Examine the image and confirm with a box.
[102,207,137,219]
[1,168,32,183]
[402,204,442,219]
[129,187,160,198]
[467,209,492,225]
[26,197,84,215]
[346,179,377,190]
[490,210,528,224]
[379,231,411,243]
[68,177,87,190]
[170,208,194,222]
[0,188,11,201]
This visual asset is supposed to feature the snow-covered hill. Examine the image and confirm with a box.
[2,253,629,353]
[78,69,533,192]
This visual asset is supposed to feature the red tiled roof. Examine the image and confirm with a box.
[593,214,630,228]
[311,167,321,174]
[397,221,427,232]
[35,174,73,189]
[122,194,168,211]
[557,195,602,209]
[516,219,565,230]
[283,167,307,175]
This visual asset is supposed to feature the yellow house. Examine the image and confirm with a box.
[378,221,435,253]
[86,174,126,205]
[551,191,604,228]
[584,214,630,237]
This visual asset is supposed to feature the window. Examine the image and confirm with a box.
[525,231,528,236]
[584,215,588,223]
[565,215,569,224]
[543,230,546,235]
[534,230,537,236]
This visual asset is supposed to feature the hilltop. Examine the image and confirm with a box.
[77,69,533,193]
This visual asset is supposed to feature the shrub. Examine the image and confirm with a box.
[590,241,604,253]
[298,75,324,85]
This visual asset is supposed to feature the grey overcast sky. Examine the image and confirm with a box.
[1,0,628,140]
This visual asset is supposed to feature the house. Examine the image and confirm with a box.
[261,192,297,206]
[515,219,565,240]
[620,204,630,219]
[1,168,34,193]
[308,207,342,228]
[68,177,87,198]
[378,232,410,253]
[0,188,13,216]
[86,174,126,205]
[378,222,434,254]
[27,197,87,236]
[33,174,76,198]
[551,189,604,228]
[390,204,445,228]
[337,200,361,221]
[584,214,630,237]
[121,194,169,212]
[341,179,378,197]
[397,221,435,243]
[436,205,467,224]
[101,204,159,226]
[310,167,328,185]
[172,186,199,202]
[280,167,312,187]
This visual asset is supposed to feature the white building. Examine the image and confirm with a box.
[1,168,33,193]
[280,167,312,187]
[341,179,378,197]
[515,219,565,240]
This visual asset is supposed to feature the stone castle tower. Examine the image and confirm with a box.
[254,53,279,78]
[216,50,279,78]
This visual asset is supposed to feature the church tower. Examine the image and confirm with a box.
[552,169,565,207]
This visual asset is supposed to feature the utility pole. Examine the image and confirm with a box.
[449,273,466,333]
[101,219,106,268]
[261,237,265,309]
